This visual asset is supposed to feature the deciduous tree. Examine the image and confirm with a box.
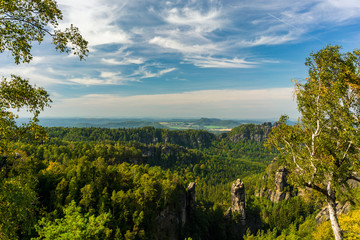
[267,45,360,240]
[0,0,88,154]
[0,1,88,238]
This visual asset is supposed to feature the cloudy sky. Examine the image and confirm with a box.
[2,0,360,119]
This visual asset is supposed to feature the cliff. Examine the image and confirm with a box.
[222,122,272,143]
[257,160,295,203]
[154,182,196,240]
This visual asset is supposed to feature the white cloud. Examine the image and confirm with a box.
[149,36,218,54]
[0,65,66,86]
[132,66,177,79]
[240,33,299,47]
[44,88,298,119]
[68,78,107,85]
[57,0,132,46]
[101,57,145,65]
[185,56,257,68]
[68,72,138,86]
[163,5,225,33]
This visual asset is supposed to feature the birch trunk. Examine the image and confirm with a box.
[326,198,343,240]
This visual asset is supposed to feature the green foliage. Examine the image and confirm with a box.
[0,175,37,239]
[0,0,88,63]
[45,127,216,149]
[244,216,317,240]
[33,201,111,239]
[267,45,360,239]
[267,46,360,193]
[0,1,90,239]
[0,75,51,155]
[313,208,360,240]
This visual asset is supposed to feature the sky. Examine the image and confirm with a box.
[2,0,360,120]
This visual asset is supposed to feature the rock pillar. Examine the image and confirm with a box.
[230,179,246,225]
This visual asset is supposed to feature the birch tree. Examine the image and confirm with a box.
[266,45,360,240]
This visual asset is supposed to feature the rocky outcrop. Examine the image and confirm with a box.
[315,201,351,224]
[227,122,272,143]
[226,179,246,225]
[186,182,196,215]
[270,166,291,202]
[257,166,293,203]
[154,182,196,240]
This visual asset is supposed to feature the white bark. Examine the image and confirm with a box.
[326,199,343,240]
[326,181,343,240]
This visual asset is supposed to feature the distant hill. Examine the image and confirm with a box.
[16,117,294,132]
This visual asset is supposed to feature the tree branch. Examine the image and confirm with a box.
[283,138,303,171]
[347,172,360,182]
[0,16,54,36]
[305,182,329,197]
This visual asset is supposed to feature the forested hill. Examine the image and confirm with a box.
[45,122,273,149]
[17,117,274,133]
[5,121,349,239]
[46,127,216,148]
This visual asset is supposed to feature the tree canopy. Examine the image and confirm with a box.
[0,0,88,154]
[0,0,88,64]
[0,1,88,238]
[267,45,360,240]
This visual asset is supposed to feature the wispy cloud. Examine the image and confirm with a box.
[67,71,140,86]
[149,36,219,54]
[131,65,177,79]
[239,32,299,47]
[163,4,225,33]
[101,57,145,65]
[184,56,257,68]
[0,65,66,86]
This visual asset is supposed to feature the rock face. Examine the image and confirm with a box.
[227,122,272,143]
[226,179,246,225]
[270,166,291,202]
[258,166,292,203]
[315,201,351,224]
[274,166,288,192]
[187,182,196,215]
[154,182,196,240]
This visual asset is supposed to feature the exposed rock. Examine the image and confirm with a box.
[226,179,246,225]
[270,166,291,202]
[274,166,288,192]
[154,182,196,240]
[227,122,273,143]
[257,166,293,203]
[155,191,187,240]
[315,201,351,224]
[187,182,196,213]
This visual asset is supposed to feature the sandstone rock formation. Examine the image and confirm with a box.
[315,201,351,224]
[258,166,292,203]
[226,179,246,225]
[227,122,273,143]
[154,182,196,240]
[187,182,196,214]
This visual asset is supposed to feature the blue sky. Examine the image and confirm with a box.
[2,0,360,119]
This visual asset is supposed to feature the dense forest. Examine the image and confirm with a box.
[2,123,359,239]
[2,1,360,239]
